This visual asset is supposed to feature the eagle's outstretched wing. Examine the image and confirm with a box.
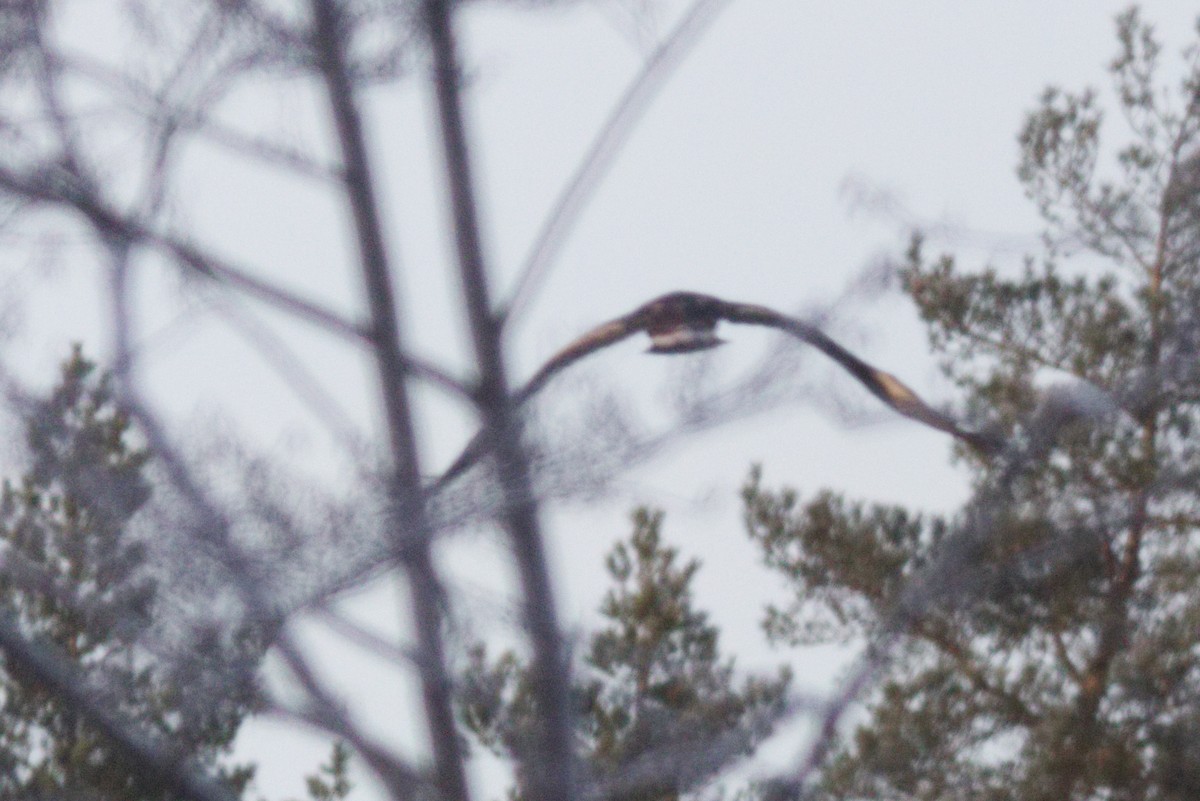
[431,316,639,492]
[721,300,1000,454]
[518,318,638,403]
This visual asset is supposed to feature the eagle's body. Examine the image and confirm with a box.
[637,291,726,353]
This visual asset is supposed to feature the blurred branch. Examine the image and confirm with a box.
[0,163,360,334]
[141,230,366,341]
[127,8,241,218]
[308,2,470,800]
[205,295,367,449]
[769,632,902,801]
[0,164,469,397]
[24,2,86,176]
[421,2,575,800]
[309,607,422,667]
[501,0,732,326]
[93,230,422,801]
[59,51,340,183]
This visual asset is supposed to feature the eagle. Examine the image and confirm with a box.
[435,291,1000,489]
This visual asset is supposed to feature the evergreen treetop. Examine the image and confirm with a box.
[460,508,790,801]
[0,347,257,800]
[743,9,1200,800]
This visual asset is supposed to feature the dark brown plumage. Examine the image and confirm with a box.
[434,291,1000,490]
[526,292,996,449]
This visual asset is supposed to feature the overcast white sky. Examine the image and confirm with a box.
[5,1,1199,798]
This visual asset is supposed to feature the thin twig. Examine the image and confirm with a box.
[59,51,340,183]
[0,163,365,339]
[0,163,470,397]
[501,0,732,326]
[25,2,87,177]
[205,294,367,449]
[310,607,422,667]
[100,226,417,801]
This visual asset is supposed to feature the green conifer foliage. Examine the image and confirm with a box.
[299,743,354,801]
[0,347,256,800]
[460,508,790,801]
[743,10,1200,800]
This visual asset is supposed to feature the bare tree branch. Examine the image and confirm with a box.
[205,295,368,449]
[308,3,471,800]
[309,606,422,667]
[421,2,576,800]
[501,0,733,326]
[57,51,341,184]
[94,222,426,801]
[0,162,471,400]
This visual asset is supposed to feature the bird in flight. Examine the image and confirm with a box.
[520,291,999,451]
[434,291,1000,490]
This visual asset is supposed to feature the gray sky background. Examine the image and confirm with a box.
[4,1,1198,798]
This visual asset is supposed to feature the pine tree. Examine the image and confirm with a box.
[0,347,259,800]
[297,743,354,801]
[743,9,1200,800]
[460,508,790,801]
